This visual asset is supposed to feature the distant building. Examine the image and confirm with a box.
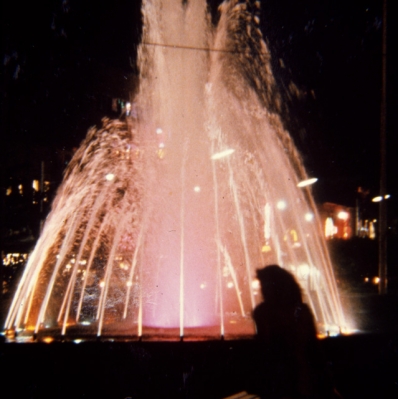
[1,147,71,296]
[319,202,355,240]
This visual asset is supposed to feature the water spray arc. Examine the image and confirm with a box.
[5,0,347,340]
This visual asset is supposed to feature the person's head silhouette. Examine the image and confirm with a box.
[256,264,302,308]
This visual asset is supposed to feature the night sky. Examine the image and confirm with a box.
[2,0,397,208]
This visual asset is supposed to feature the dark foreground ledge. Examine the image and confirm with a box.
[1,333,397,399]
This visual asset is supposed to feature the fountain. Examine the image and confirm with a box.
[4,0,347,341]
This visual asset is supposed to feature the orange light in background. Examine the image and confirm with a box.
[32,180,40,191]
[325,217,335,239]
[290,229,298,242]
[369,221,376,239]
[337,211,349,220]
[157,148,165,159]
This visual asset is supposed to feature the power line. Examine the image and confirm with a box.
[142,41,239,54]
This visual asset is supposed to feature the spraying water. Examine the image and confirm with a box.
[5,0,347,340]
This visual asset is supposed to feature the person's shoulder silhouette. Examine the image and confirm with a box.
[252,265,339,399]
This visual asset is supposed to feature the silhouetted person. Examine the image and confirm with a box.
[253,265,340,399]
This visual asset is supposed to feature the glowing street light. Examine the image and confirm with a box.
[211,149,235,160]
[297,177,318,188]
[372,194,390,202]
[373,276,380,285]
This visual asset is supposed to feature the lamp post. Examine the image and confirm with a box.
[378,0,388,295]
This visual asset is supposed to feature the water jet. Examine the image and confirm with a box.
[4,0,347,341]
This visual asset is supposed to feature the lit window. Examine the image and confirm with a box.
[337,211,349,220]
[32,180,39,191]
[325,217,334,239]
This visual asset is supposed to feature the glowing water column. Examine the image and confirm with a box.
[3,0,349,340]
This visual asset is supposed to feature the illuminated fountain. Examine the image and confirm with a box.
[5,0,347,341]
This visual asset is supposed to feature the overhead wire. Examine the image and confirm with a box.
[141,41,239,54]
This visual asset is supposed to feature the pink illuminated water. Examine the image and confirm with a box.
[5,0,347,340]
